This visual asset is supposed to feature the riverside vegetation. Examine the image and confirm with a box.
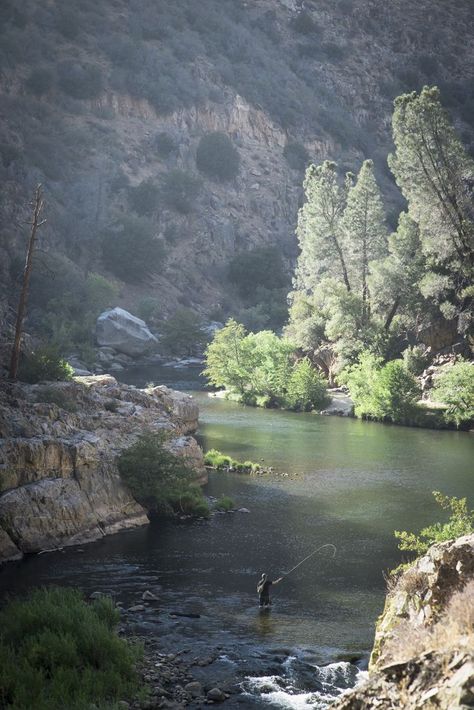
[0,588,142,710]
[118,433,211,518]
[394,491,474,562]
[118,434,236,518]
[203,87,474,428]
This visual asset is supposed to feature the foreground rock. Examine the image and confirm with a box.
[0,376,204,563]
[96,307,158,357]
[333,534,474,709]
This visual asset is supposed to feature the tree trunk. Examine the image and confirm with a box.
[384,296,401,331]
[9,185,46,380]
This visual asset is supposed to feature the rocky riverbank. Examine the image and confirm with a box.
[0,375,204,564]
[333,534,474,709]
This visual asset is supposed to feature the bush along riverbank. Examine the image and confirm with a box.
[0,587,238,709]
[118,433,211,519]
[341,353,474,430]
[203,321,330,412]
[204,449,296,481]
[203,322,473,430]
[0,587,143,710]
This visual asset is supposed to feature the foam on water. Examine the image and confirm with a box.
[242,660,367,709]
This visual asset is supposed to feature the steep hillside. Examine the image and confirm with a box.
[1,0,473,345]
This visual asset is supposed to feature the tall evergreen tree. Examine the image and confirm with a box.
[388,86,474,275]
[389,86,474,335]
[341,160,388,320]
[370,212,427,332]
[294,161,350,293]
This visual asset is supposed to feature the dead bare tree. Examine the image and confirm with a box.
[9,185,47,380]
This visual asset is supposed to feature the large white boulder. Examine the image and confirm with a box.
[96,307,158,357]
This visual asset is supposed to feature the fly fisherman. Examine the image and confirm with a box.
[257,573,283,607]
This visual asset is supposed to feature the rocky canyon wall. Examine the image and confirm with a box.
[0,376,204,564]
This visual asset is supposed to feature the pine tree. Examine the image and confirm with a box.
[370,212,427,332]
[294,161,350,293]
[388,86,474,334]
[388,86,474,274]
[341,160,388,321]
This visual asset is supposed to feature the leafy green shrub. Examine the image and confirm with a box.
[283,141,310,171]
[402,345,429,376]
[204,449,233,468]
[395,491,474,557]
[228,247,288,300]
[128,179,160,216]
[196,132,240,181]
[154,132,176,158]
[137,297,161,323]
[205,321,329,411]
[432,361,474,427]
[101,216,165,283]
[214,496,235,512]
[161,169,201,214]
[57,61,104,100]
[25,68,53,96]
[18,346,74,384]
[285,358,329,411]
[204,449,260,473]
[169,489,210,518]
[35,386,77,412]
[0,587,141,710]
[160,308,207,355]
[118,433,206,516]
[84,273,118,313]
[341,353,421,423]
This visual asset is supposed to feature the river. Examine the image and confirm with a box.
[1,364,473,708]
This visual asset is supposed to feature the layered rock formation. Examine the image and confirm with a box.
[0,376,204,564]
[334,535,474,709]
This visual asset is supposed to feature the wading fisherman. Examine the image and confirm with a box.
[257,573,283,607]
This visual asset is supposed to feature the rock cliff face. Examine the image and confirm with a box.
[334,535,474,709]
[0,376,204,564]
[1,0,473,321]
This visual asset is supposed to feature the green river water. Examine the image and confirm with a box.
[1,365,472,708]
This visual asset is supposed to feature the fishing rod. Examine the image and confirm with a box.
[280,543,337,580]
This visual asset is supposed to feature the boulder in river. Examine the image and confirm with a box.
[96,307,158,357]
[207,687,227,701]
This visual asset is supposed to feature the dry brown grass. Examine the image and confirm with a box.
[398,568,428,596]
[383,580,474,664]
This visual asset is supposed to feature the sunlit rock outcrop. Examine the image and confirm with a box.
[334,534,474,709]
[0,376,204,563]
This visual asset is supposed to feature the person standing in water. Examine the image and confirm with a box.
[257,573,283,607]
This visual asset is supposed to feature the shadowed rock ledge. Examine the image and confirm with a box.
[0,375,204,564]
